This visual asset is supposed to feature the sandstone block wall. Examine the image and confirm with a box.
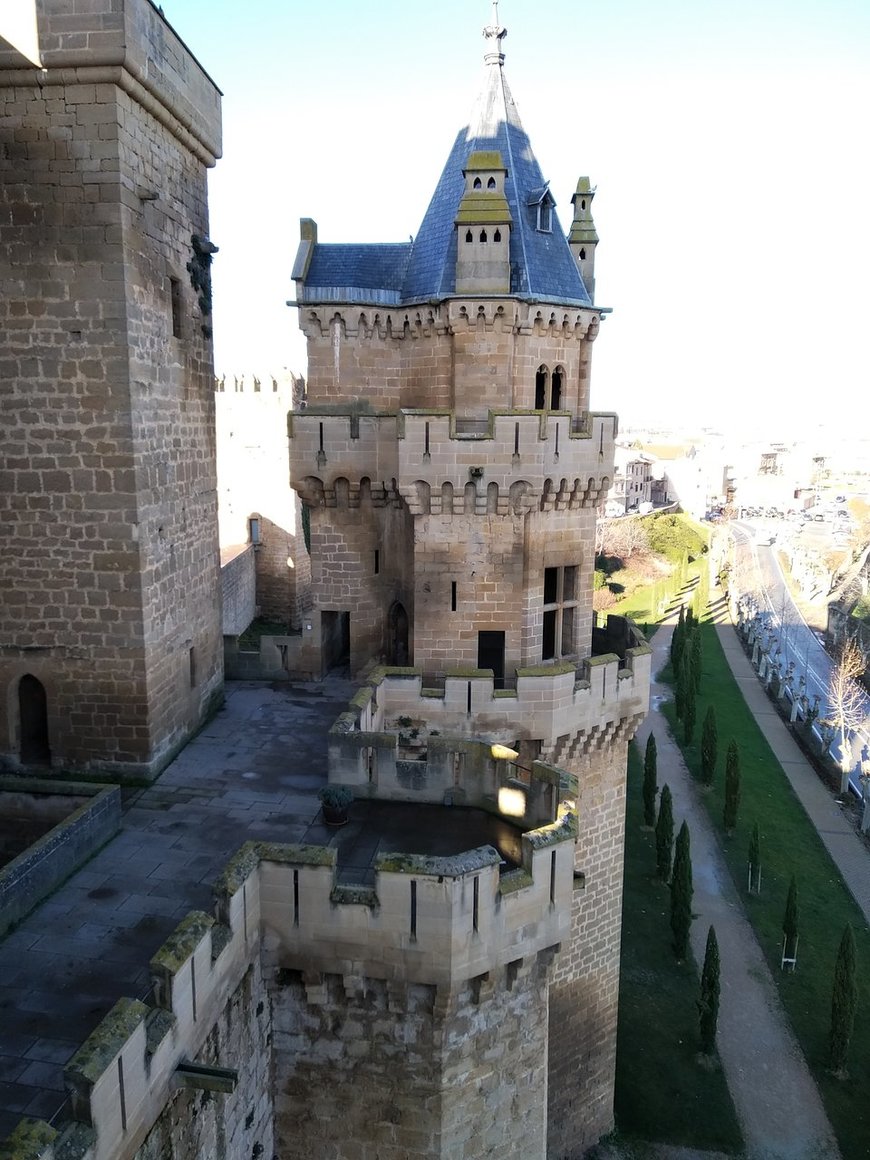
[270,956,553,1160]
[300,300,599,417]
[0,0,223,775]
[135,962,273,1160]
[546,730,641,1157]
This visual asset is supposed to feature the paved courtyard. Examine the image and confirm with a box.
[0,678,354,1138]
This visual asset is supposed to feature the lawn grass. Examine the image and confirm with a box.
[661,621,870,1160]
[614,744,743,1152]
[608,561,704,628]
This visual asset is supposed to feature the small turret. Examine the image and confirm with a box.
[454,150,512,294]
[568,177,598,302]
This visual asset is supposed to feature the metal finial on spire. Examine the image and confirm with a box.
[483,0,507,65]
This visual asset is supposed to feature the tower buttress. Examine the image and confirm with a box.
[569,177,599,303]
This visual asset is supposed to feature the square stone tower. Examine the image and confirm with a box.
[0,0,224,777]
[289,7,650,1154]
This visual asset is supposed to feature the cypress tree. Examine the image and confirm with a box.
[701,705,718,786]
[690,627,702,693]
[829,924,858,1075]
[674,656,686,721]
[748,821,761,893]
[643,733,658,828]
[782,875,799,966]
[670,820,693,959]
[671,605,686,670]
[698,925,720,1055]
[724,740,741,834]
[655,784,674,882]
[684,689,696,744]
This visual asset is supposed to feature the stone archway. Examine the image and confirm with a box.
[389,602,410,666]
[19,674,50,765]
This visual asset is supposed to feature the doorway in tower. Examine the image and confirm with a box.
[477,631,505,689]
[321,611,350,674]
[388,602,410,666]
[18,674,50,765]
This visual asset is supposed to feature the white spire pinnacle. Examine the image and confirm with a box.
[483,0,507,65]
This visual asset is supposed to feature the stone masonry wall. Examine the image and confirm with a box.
[546,732,636,1158]
[270,958,552,1159]
[0,0,223,774]
[134,962,273,1160]
[300,301,598,418]
[307,492,414,674]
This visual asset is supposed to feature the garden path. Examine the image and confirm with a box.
[630,621,841,1160]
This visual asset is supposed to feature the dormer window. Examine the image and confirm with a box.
[528,185,555,234]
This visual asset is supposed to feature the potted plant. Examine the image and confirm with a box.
[318,784,353,826]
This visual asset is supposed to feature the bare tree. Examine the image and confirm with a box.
[823,639,868,794]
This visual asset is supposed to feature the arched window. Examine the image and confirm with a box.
[551,366,564,410]
[493,228,501,243]
[465,229,473,243]
[487,176,496,189]
[579,247,586,260]
[479,229,487,243]
[473,177,482,189]
[535,365,548,410]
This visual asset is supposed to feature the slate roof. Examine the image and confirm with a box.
[296,50,592,308]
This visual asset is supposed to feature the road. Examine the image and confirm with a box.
[731,520,869,797]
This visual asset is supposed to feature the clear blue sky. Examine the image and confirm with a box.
[162,0,870,435]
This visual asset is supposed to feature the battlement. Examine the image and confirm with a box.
[328,635,650,787]
[290,409,616,510]
[13,830,572,1158]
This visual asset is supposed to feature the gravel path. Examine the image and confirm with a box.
[633,623,841,1160]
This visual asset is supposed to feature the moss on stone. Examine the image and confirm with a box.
[516,661,577,678]
[349,686,374,710]
[376,845,500,877]
[527,812,577,849]
[67,997,150,1084]
[586,653,618,667]
[498,869,534,895]
[150,911,214,975]
[259,843,336,868]
[213,841,262,897]
[444,667,493,679]
[0,1117,58,1159]
[330,884,379,908]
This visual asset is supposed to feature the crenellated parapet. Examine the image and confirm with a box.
[326,636,650,787]
[8,829,574,1158]
[289,409,616,511]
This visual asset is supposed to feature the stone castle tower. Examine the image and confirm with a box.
[288,7,650,1154]
[0,0,224,777]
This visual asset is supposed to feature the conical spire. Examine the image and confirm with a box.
[400,20,591,306]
